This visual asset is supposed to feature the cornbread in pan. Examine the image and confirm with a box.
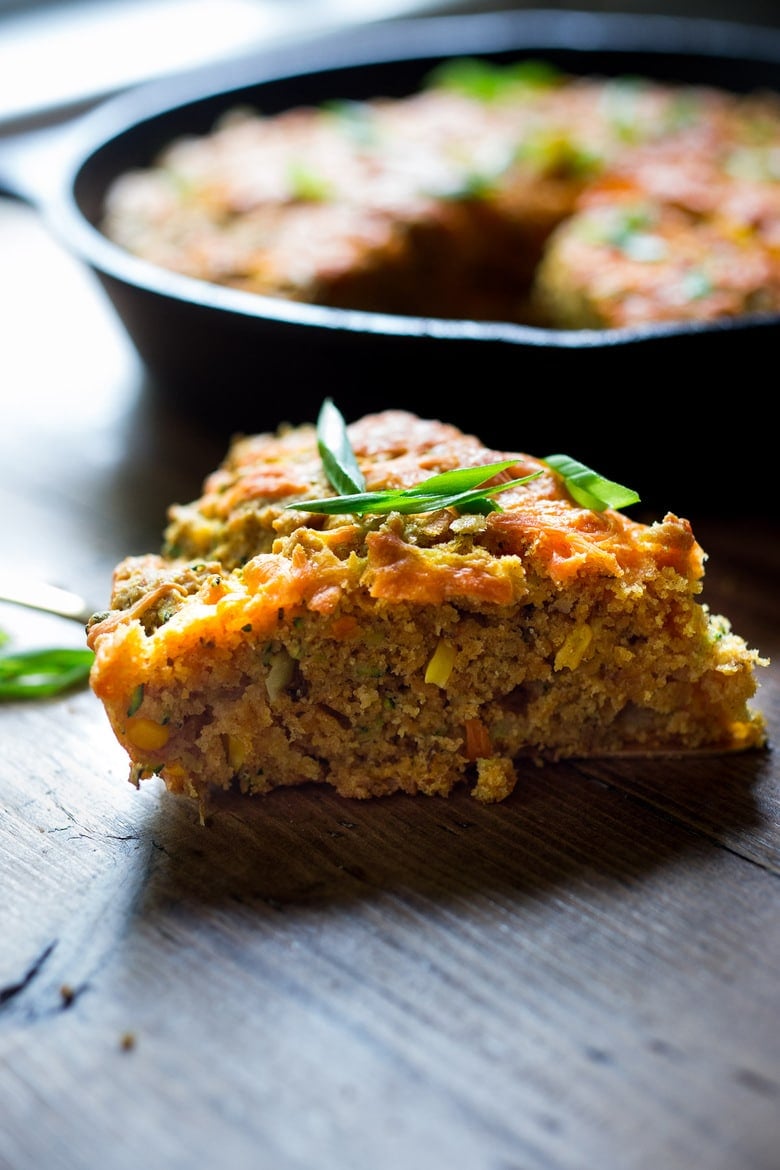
[100,59,780,329]
[86,408,768,808]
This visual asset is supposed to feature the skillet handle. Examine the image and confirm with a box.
[0,120,79,208]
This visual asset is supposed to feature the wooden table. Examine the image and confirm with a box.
[1,189,778,1170]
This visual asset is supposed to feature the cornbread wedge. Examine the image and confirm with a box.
[87,408,768,807]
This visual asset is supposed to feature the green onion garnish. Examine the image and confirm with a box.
[427,58,562,102]
[293,459,542,516]
[542,454,640,511]
[0,644,94,701]
[316,398,366,495]
[286,161,333,202]
[288,401,639,517]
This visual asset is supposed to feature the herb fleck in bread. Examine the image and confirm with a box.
[87,408,768,807]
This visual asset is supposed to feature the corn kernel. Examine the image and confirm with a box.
[554,624,593,671]
[224,733,246,770]
[265,649,295,702]
[425,639,457,687]
[127,718,170,751]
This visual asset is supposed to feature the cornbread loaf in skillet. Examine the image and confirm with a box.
[87,408,768,809]
[100,59,780,329]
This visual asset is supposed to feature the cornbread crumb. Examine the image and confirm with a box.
[87,410,768,807]
[471,758,518,804]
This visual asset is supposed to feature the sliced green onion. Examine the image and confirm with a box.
[316,398,366,495]
[296,400,639,518]
[427,58,561,101]
[0,646,94,700]
[290,459,541,516]
[544,454,640,511]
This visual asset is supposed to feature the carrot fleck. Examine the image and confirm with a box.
[464,718,492,760]
[329,615,359,640]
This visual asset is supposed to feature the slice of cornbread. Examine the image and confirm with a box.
[87,409,768,808]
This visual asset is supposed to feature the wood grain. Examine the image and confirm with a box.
[0,195,778,1170]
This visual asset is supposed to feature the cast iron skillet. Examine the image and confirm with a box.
[2,8,779,514]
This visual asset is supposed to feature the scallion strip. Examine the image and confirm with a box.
[293,400,639,518]
[543,454,640,511]
[0,646,94,700]
[291,460,542,516]
[316,398,366,495]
